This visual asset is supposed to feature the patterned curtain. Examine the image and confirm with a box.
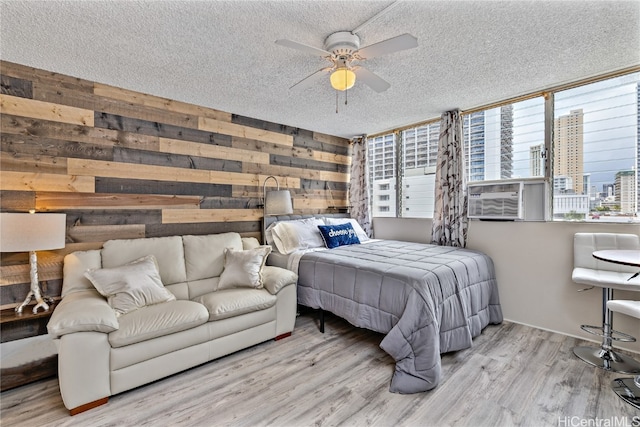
[431,110,468,247]
[349,135,372,237]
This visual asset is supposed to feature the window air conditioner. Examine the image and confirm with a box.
[467,178,549,221]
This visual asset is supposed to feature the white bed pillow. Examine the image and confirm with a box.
[270,217,325,254]
[265,222,278,247]
[323,217,369,242]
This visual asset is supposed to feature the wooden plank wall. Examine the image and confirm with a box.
[0,61,351,310]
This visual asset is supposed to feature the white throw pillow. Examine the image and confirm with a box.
[218,246,272,290]
[84,255,176,316]
[324,217,369,241]
[270,217,325,254]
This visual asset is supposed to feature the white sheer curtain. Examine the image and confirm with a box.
[431,110,468,247]
[349,135,372,238]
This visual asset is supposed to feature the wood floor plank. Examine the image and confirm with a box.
[1,313,638,426]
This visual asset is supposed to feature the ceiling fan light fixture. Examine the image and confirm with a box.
[330,67,356,91]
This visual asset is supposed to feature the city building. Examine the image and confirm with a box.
[554,175,574,194]
[463,107,514,182]
[553,109,584,195]
[604,183,615,198]
[615,169,637,214]
[553,194,590,219]
[530,143,545,177]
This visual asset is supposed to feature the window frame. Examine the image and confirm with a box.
[366,67,639,223]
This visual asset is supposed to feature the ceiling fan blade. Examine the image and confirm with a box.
[275,39,332,57]
[353,67,391,93]
[355,33,418,59]
[290,67,331,91]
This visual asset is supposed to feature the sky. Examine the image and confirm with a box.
[510,72,639,194]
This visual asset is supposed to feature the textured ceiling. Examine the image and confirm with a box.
[1,0,639,139]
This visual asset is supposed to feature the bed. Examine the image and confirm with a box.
[264,215,503,394]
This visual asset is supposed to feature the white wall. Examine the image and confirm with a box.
[372,217,640,353]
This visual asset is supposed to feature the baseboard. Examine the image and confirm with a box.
[503,318,640,355]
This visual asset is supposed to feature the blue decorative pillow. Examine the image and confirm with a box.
[317,223,361,249]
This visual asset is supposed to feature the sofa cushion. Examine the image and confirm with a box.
[182,233,242,282]
[193,288,277,321]
[218,246,271,290]
[101,235,187,286]
[61,250,102,298]
[241,237,261,250]
[109,300,209,348]
[85,255,176,316]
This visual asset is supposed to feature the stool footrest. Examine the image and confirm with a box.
[573,346,640,374]
[579,324,637,342]
[611,377,640,410]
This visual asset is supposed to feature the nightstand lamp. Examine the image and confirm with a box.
[0,212,66,314]
[262,176,293,244]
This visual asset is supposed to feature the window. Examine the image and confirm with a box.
[367,71,639,223]
[464,98,546,183]
[368,133,397,217]
[401,124,440,218]
[553,73,639,222]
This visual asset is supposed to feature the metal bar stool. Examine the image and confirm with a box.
[607,300,640,410]
[571,233,640,373]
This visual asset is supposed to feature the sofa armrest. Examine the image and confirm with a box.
[262,266,297,295]
[47,290,119,338]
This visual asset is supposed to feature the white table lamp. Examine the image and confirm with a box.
[0,212,66,314]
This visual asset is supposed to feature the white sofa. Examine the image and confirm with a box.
[47,232,298,415]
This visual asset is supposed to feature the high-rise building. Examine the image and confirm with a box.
[530,143,544,177]
[615,170,636,214]
[368,134,396,182]
[463,107,513,182]
[583,173,591,197]
[604,183,615,198]
[500,105,514,179]
[403,125,439,170]
[553,109,584,194]
[464,112,486,182]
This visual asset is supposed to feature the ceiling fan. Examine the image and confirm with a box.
[275,3,418,93]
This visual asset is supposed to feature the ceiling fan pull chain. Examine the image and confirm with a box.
[336,90,339,113]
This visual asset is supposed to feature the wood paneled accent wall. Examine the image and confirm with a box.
[0,61,351,310]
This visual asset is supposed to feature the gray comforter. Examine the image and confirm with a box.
[296,240,503,394]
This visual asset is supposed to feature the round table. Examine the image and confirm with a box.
[593,249,640,267]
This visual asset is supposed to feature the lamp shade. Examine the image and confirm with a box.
[264,190,293,216]
[0,213,66,252]
[330,67,356,91]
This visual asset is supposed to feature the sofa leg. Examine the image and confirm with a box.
[69,397,109,416]
[275,332,291,340]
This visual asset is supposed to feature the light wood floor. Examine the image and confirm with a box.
[1,310,639,427]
